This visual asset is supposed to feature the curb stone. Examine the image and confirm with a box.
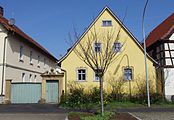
[128,112,142,120]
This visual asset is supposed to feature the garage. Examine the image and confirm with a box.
[11,83,41,103]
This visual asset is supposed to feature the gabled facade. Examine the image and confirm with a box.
[0,7,57,103]
[59,7,156,95]
[146,13,174,100]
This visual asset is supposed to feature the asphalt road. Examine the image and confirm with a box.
[0,104,68,120]
[1,104,174,120]
[132,112,174,120]
[0,113,67,120]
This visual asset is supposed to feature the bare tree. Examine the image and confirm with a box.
[68,22,126,115]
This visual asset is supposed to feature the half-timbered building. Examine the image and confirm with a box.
[146,13,174,100]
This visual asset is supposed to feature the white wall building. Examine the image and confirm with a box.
[0,7,57,103]
[146,13,174,101]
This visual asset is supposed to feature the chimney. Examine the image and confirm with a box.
[0,6,4,16]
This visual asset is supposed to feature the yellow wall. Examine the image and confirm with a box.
[61,8,156,94]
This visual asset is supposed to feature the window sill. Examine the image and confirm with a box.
[76,80,87,82]
[124,79,133,81]
[101,25,113,27]
[93,80,99,82]
[19,59,24,62]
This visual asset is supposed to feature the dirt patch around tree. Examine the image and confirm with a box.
[110,113,137,120]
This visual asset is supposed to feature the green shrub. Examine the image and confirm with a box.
[65,87,89,108]
[81,112,114,120]
[150,93,163,104]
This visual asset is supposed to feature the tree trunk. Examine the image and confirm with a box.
[99,76,104,116]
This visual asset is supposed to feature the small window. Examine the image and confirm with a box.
[94,42,101,52]
[102,20,112,26]
[124,67,133,80]
[77,69,86,81]
[22,73,25,82]
[113,42,121,52]
[19,45,23,61]
[37,55,40,67]
[29,74,32,82]
[34,75,37,82]
[94,72,100,81]
[44,58,46,68]
[29,51,33,65]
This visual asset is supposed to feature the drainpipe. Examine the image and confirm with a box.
[154,63,160,94]
[1,35,8,96]
[61,69,67,99]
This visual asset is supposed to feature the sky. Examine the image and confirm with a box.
[0,0,173,59]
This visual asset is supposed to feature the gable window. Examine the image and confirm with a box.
[113,42,121,52]
[29,51,33,65]
[102,20,112,27]
[77,69,86,81]
[124,67,133,80]
[37,55,40,67]
[94,42,101,52]
[22,73,25,82]
[19,45,23,61]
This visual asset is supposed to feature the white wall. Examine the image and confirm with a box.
[164,43,174,65]
[0,26,8,96]
[169,33,174,40]
[164,68,174,100]
[5,35,56,84]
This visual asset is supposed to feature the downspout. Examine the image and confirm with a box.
[154,63,160,94]
[1,35,8,96]
[61,69,67,99]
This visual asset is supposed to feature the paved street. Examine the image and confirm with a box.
[132,112,174,120]
[1,104,174,120]
[0,104,68,120]
[0,113,67,120]
[0,104,68,113]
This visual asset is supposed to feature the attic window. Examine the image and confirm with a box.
[102,20,112,26]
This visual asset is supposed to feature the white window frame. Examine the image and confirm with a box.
[94,42,102,53]
[37,55,40,67]
[29,51,33,65]
[22,73,25,82]
[94,71,100,82]
[113,42,121,52]
[44,58,46,68]
[19,45,24,61]
[124,67,133,81]
[34,75,37,82]
[77,68,86,81]
[102,20,112,27]
[29,74,32,82]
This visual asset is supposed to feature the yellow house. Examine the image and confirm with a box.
[59,6,157,95]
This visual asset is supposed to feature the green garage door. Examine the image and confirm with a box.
[11,83,41,103]
[46,80,59,103]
